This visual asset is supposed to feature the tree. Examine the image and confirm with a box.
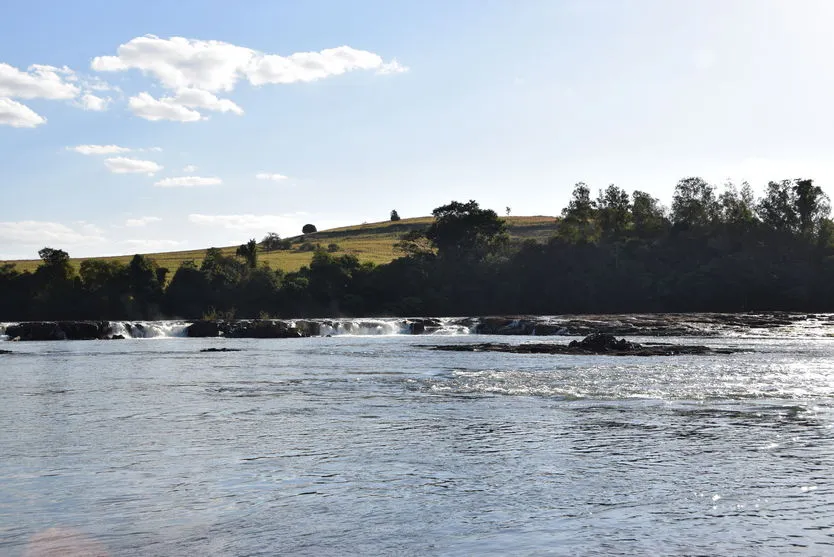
[631,191,667,238]
[394,230,435,259]
[426,200,507,260]
[559,183,599,243]
[127,254,164,318]
[38,247,70,267]
[719,181,757,228]
[262,232,289,251]
[302,224,317,234]
[671,177,720,229]
[390,210,401,221]
[757,180,797,234]
[596,185,631,238]
[236,239,258,269]
[36,247,73,282]
[794,178,830,237]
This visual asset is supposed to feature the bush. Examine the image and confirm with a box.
[390,210,401,221]
[297,242,318,252]
[302,224,317,234]
[327,243,340,252]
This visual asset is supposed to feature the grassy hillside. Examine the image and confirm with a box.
[2,215,559,275]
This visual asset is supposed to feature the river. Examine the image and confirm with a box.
[1,328,833,555]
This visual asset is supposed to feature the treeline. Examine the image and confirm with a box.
[2,176,834,320]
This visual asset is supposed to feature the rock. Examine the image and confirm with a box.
[423,332,743,356]
[531,324,568,336]
[110,335,125,340]
[224,320,304,338]
[295,320,321,337]
[0,349,12,354]
[186,321,221,338]
[200,347,242,352]
[475,317,536,335]
[5,321,114,341]
[568,332,634,352]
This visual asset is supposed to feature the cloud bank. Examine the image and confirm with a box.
[92,35,407,122]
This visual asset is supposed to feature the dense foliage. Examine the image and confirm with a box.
[3,177,834,320]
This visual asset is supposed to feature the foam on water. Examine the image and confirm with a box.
[108,321,190,339]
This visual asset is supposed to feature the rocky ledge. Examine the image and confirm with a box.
[4,321,113,341]
[186,320,315,338]
[425,333,742,356]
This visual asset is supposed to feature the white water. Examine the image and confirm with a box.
[316,317,472,336]
[3,314,834,340]
[107,321,191,339]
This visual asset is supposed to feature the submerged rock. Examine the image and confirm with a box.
[0,349,12,354]
[424,333,742,356]
[200,347,242,352]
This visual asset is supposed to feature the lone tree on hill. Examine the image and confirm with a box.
[261,232,282,251]
[302,224,317,234]
[390,210,401,221]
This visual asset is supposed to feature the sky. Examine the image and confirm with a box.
[2,0,834,259]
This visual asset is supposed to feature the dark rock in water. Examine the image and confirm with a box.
[424,333,742,356]
[0,349,12,354]
[110,335,125,340]
[475,317,534,335]
[568,332,635,352]
[5,321,111,341]
[200,347,242,352]
[409,318,442,334]
[224,320,304,338]
[187,321,221,338]
[295,320,321,337]
[187,320,307,339]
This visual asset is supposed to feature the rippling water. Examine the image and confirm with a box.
[1,335,833,555]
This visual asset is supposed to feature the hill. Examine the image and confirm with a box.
[2,215,559,275]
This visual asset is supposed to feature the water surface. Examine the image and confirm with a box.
[1,334,833,555]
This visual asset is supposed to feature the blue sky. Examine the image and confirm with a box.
[2,0,834,259]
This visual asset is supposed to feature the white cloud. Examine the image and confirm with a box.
[128,92,203,122]
[0,63,79,100]
[172,87,243,113]
[182,164,197,172]
[92,35,254,91]
[0,97,46,127]
[125,216,161,227]
[188,213,300,231]
[377,59,409,75]
[68,144,131,155]
[246,46,387,86]
[104,157,163,175]
[0,62,120,128]
[0,220,105,245]
[77,93,110,111]
[256,172,288,181]
[155,176,221,187]
[127,88,242,121]
[92,35,405,121]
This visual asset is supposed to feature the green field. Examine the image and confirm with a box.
[2,215,559,275]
